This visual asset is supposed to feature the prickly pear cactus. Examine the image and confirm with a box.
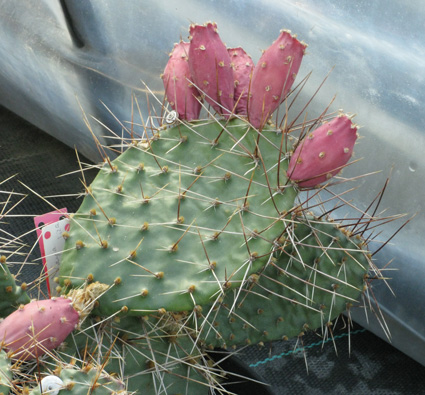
[4,20,394,395]
[59,118,298,316]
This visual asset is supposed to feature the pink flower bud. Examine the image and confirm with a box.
[0,298,79,360]
[248,30,307,129]
[228,47,254,115]
[287,115,358,188]
[162,41,202,121]
[188,22,235,117]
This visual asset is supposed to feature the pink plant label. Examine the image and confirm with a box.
[34,209,69,297]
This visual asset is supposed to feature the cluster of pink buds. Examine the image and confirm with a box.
[162,22,359,188]
[162,22,307,128]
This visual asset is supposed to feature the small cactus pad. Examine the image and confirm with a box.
[197,217,370,349]
[0,255,30,318]
[29,366,126,394]
[59,118,297,316]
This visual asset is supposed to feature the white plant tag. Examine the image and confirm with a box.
[34,209,69,297]
[40,218,70,296]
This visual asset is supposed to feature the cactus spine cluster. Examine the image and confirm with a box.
[0,21,388,394]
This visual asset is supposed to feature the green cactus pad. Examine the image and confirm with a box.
[59,118,296,316]
[197,217,370,349]
[57,315,216,394]
[109,317,213,394]
[0,350,12,395]
[0,256,30,318]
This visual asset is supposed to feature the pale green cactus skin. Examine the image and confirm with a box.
[59,118,297,316]
[0,256,30,318]
[0,350,12,395]
[196,217,370,349]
